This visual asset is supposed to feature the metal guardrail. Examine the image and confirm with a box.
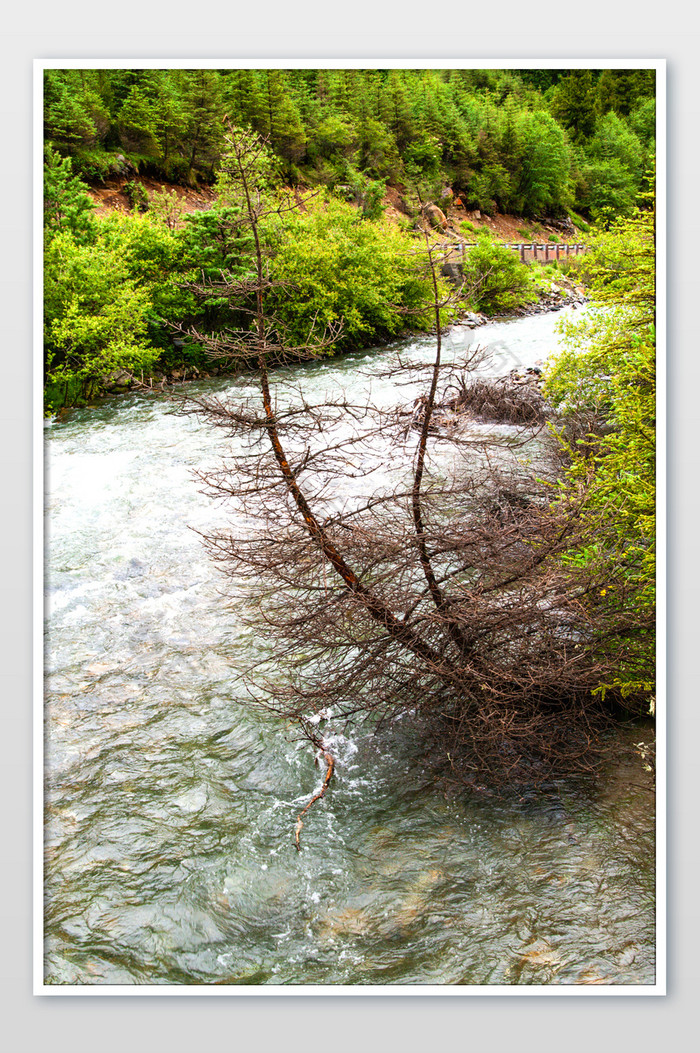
[439,241,587,264]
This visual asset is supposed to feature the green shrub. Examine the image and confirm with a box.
[569,209,591,233]
[98,210,195,335]
[461,236,537,315]
[44,230,158,409]
[43,146,96,242]
[544,201,655,703]
[265,197,448,350]
[71,149,134,183]
[124,180,150,212]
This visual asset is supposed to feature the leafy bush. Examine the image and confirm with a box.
[461,236,537,314]
[44,230,157,407]
[265,197,447,350]
[568,209,591,233]
[327,161,387,220]
[544,201,655,703]
[72,149,135,183]
[43,207,208,408]
[123,180,150,212]
[465,164,512,214]
[98,210,194,333]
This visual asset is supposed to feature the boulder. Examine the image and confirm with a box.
[546,215,576,235]
[422,203,448,231]
[463,311,487,327]
[101,369,133,393]
[441,260,463,284]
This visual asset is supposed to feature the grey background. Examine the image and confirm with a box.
[2,6,697,1051]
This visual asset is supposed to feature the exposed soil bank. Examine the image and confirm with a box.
[88,174,586,246]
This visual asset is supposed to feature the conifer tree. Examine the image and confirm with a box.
[550,70,597,143]
[43,146,96,242]
[179,69,226,182]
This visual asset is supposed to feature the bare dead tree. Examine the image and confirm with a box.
[181,126,653,841]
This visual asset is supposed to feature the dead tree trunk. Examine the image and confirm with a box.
[182,125,645,802]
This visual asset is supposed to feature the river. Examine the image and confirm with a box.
[43,307,656,987]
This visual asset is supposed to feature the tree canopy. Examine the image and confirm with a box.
[44,67,655,221]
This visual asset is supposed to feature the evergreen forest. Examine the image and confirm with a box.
[43,66,656,410]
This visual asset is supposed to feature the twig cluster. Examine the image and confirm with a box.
[179,126,652,839]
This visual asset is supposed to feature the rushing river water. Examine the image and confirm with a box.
[44,308,656,987]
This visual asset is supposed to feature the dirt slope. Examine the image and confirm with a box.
[88,175,583,244]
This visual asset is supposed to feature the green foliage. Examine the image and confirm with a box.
[264,197,445,350]
[310,113,358,161]
[544,200,656,704]
[178,204,252,280]
[589,111,644,177]
[179,70,227,181]
[253,70,307,166]
[176,204,255,331]
[123,179,150,212]
[44,230,157,406]
[466,163,513,214]
[43,146,96,241]
[98,210,194,330]
[42,205,218,409]
[628,97,656,146]
[511,110,573,216]
[71,148,135,184]
[549,70,597,142]
[595,69,656,119]
[329,161,387,219]
[44,69,109,153]
[568,209,591,233]
[577,111,646,223]
[575,191,655,322]
[116,82,162,158]
[148,187,185,230]
[461,236,537,314]
[42,67,656,416]
[44,67,655,224]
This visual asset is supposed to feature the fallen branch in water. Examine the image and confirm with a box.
[294,725,335,851]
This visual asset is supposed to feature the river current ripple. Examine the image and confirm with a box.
[44,309,656,987]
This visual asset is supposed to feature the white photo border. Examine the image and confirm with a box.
[34,56,667,997]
